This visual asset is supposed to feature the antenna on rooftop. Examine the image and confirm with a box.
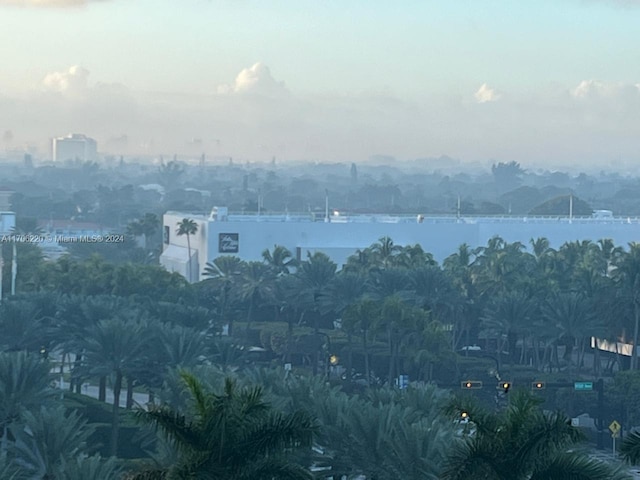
[569,194,573,224]
[325,189,329,223]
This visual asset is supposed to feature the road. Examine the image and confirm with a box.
[54,377,151,409]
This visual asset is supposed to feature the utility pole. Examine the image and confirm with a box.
[597,378,604,449]
[10,243,16,296]
[0,252,3,302]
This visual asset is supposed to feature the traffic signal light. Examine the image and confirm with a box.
[500,382,512,393]
[461,380,483,389]
[532,381,545,390]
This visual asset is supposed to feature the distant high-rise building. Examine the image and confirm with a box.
[52,134,97,162]
[0,187,13,211]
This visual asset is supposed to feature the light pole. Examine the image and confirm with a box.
[316,332,333,380]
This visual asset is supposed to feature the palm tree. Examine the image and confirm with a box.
[368,267,413,302]
[61,455,122,480]
[312,384,451,480]
[296,252,337,374]
[262,245,296,275]
[131,372,317,479]
[410,265,460,325]
[530,237,551,260]
[128,213,159,251]
[317,271,366,318]
[8,405,97,478]
[370,236,402,268]
[343,247,377,274]
[0,299,53,353]
[59,295,134,398]
[141,213,160,245]
[376,296,424,385]
[78,314,150,456]
[481,291,534,368]
[443,243,479,352]
[156,323,209,369]
[596,238,624,276]
[239,261,275,334]
[612,243,640,369]
[176,218,198,282]
[126,219,146,246]
[203,256,244,335]
[342,298,379,385]
[396,243,437,269]
[0,351,54,451]
[542,292,603,372]
[472,238,535,299]
[442,390,629,480]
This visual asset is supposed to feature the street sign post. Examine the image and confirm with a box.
[609,420,621,434]
[574,381,593,391]
[609,420,621,456]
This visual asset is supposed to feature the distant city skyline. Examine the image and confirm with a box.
[0,0,639,167]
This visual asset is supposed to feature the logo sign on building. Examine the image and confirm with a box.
[219,233,239,253]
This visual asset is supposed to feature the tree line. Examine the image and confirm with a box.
[2,232,640,477]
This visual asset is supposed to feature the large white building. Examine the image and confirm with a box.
[52,134,97,162]
[160,207,640,282]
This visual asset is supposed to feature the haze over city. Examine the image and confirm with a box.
[1,0,639,168]
[5,2,640,479]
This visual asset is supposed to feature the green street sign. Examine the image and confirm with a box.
[574,381,593,391]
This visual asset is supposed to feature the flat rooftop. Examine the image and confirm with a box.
[165,211,640,225]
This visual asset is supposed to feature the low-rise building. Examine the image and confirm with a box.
[160,207,640,282]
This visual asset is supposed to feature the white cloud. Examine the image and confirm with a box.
[217,62,289,97]
[4,67,640,167]
[571,79,640,99]
[474,83,501,103]
[42,65,90,95]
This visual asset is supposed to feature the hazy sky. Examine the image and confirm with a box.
[1,0,639,167]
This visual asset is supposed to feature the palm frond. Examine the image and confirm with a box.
[511,411,582,469]
[239,410,317,458]
[440,440,500,480]
[240,457,314,480]
[180,371,209,419]
[137,406,201,454]
[530,452,631,480]
[621,430,640,464]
